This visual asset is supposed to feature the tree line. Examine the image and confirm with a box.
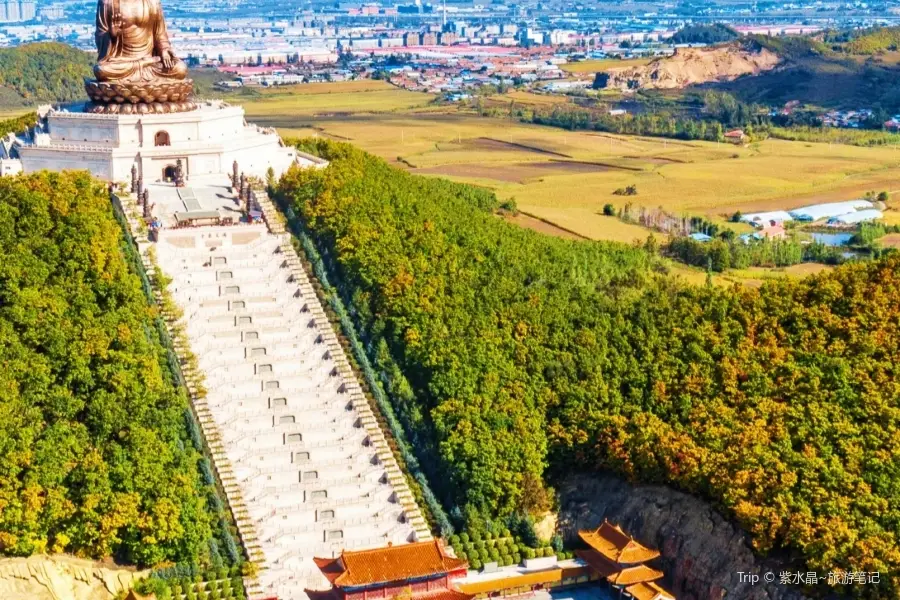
[0,112,37,138]
[669,23,740,45]
[668,236,848,271]
[473,91,769,142]
[279,139,899,598]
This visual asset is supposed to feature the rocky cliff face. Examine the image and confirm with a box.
[0,555,147,600]
[600,44,781,90]
[557,474,810,600]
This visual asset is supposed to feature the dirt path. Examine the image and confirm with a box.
[474,137,573,158]
[502,212,590,240]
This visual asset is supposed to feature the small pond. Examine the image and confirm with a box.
[810,232,854,246]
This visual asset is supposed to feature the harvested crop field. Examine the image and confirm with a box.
[248,85,900,245]
[414,160,620,183]
[881,233,900,248]
[468,137,572,157]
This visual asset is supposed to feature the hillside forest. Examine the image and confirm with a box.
[0,43,93,108]
[0,172,229,568]
[278,140,900,599]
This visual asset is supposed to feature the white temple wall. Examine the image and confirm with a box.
[19,148,112,179]
[112,154,138,181]
[22,102,305,183]
[48,115,119,145]
[196,112,244,141]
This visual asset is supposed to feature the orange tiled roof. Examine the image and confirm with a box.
[313,556,345,585]
[607,564,664,586]
[322,541,468,588]
[625,581,675,600]
[574,549,620,578]
[578,521,660,565]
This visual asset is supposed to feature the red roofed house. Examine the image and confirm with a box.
[759,222,786,240]
[724,129,747,144]
[313,540,471,600]
[576,521,675,600]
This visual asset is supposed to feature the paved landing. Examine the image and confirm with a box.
[178,187,203,211]
[147,180,241,228]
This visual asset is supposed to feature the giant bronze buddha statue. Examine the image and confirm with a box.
[85,0,196,114]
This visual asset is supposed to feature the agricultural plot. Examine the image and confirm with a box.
[239,84,900,244]
[240,79,435,121]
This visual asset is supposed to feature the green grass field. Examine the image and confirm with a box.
[239,79,435,121]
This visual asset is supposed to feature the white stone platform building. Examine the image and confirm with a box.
[18,100,314,182]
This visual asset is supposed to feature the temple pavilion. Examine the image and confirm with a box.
[576,521,676,600]
[312,540,472,600]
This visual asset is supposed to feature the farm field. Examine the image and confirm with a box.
[501,90,572,106]
[239,79,435,119]
[260,94,900,243]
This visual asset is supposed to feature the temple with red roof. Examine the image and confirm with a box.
[312,540,472,600]
[576,521,675,600]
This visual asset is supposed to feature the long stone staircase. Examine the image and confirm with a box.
[146,189,431,600]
